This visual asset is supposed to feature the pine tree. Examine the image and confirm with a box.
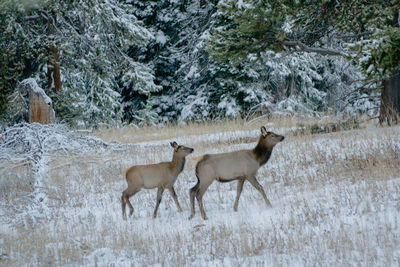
[208,0,400,122]
[0,0,160,126]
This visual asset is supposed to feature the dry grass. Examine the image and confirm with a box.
[0,163,33,202]
[1,119,399,266]
[91,116,346,143]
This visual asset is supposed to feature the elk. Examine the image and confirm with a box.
[121,141,194,220]
[189,127,284,220]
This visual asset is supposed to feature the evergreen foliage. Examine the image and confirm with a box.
[1,0,391,126]
[0,0,160,126]
[125,0,367,123]
[208,0,400,79]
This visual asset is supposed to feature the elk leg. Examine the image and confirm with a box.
[246,176,271,207]
[233,179,245,212]
[122,187,139,220]
[121,188,132,220]
[126,189,139,217]
[153,187,165,219]
[168,186,182,212]
[189,182,199,220]
[121,188,131,220]
[196,180,213,220]
[121,192,127,221]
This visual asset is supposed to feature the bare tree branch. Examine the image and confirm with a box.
[341,95,380,111]
[282,40,344,56]
[338,79,381,101]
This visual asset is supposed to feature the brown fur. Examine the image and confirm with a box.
[121,142,193,220]
[189,127,284,220]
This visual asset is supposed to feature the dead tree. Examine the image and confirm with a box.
[18,78,56,124]
[379,72,400,125]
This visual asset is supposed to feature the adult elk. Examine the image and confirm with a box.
[189,127,284,220]
[121,141,194,220]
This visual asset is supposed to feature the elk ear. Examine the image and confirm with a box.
[261,126,268,136]
[170,141,178,148]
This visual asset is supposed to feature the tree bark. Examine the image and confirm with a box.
[29,89,56,124]
[379,71,400,125]
[46,9,62,92]
[47,45,62,92]
[18,78,56,124]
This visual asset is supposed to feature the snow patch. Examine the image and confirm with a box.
[155,30,167,45]
[20,78,52,106]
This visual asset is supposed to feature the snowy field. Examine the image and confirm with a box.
[0,122,399,266]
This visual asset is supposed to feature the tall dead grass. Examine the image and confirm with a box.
[91,115,344,143]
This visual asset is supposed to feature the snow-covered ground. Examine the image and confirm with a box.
[0,123,399,266]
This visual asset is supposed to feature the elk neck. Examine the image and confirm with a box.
[170,152,186,175]
[252,137,274,166]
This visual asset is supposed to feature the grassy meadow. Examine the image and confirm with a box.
[0,117,399,266]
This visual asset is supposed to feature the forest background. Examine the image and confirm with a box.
[1,0,399,127]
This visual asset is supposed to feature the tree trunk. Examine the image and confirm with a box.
[47,9,61,92]
[29,89,56,124]
[47,45,62,92]
[379,71,400,125]
[18,78,56,124]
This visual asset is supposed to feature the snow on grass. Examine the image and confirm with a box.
[1,123,399,266]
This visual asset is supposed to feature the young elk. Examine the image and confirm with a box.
[121,141,194,220]
[189,126,284,220]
